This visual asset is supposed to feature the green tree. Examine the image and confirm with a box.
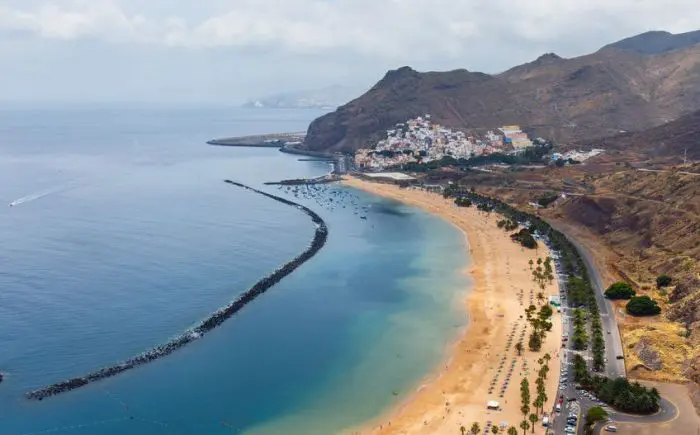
[491,425,500,434]
[626,296,661,316]
[515,341,523,356]
[528,330,542,351]
[656,275,672,288]
[528,413,537,433]
[536,292,545,305]
[460,426,466,435]
[507,427,518,435]
[528,259,533,270]
[585,406,608,433]
[604,282,636,299]
[470,422,481,435]
[519,420,529,435]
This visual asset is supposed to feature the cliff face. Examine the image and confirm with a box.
[303,40,700,154]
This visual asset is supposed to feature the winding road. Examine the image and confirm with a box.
[547,227,679,435]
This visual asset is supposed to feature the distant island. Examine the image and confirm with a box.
[241,85,361,110]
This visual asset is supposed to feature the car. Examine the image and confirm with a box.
[604,425,618,432]
[565,426,576,434]
[567,398,577,402]
[616,355,624,360]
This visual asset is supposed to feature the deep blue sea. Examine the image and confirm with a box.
[0,107,469,435]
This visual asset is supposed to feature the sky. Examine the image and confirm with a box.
[0,0,698,104]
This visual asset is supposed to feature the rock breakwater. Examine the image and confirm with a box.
[26,180,329,401]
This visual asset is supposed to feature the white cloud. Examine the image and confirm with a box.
[0,0,698,103]
[2,0,695,60]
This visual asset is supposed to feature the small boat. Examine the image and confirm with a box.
[360,216,367,220]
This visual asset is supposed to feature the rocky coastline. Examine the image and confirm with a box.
[26,181,329,401]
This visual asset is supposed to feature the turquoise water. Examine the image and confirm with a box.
[0,107,469,434]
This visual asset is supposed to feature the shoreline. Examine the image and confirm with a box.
[342,177,563,435]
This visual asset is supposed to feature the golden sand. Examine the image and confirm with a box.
[343,177,563,435]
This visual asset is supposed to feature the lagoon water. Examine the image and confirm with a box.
[0,107,469,435]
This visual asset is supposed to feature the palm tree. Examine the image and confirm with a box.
[528,413,537,433]
[536,292,545,305]
[519,420,530,435]
[543,353,551,363]
[491,425,500,434]
[507,427,518,435]
[460,425,466,435]
[470,422,481,435]
[528,259,533,270]
[515,341,523,356]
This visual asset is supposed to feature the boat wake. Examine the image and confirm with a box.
[9,181,82,208]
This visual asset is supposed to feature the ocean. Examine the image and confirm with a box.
[0,106,469,435]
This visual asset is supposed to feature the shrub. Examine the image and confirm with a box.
[511,229,537,249]
[455,197,472,207]
[604,282,636,299]
[626,296,661,316]
[656,275,672,288]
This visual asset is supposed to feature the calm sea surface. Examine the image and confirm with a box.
[0,107,469,435]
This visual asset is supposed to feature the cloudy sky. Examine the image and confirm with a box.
[1,0,698,104]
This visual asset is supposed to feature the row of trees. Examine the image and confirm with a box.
[460,423,518,435]
[401,143,554,173]
[571,308,589,351]
[525,304,553,351]
[441,186,608,368]
[573,354,661,414]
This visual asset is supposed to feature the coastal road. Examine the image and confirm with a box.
[545,228,682,435]
[551,227,626,379]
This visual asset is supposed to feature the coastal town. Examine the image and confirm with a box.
[353,115,540,170]
[351,114,607,172]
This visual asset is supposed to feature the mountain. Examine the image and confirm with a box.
[601,30,700,55]
[302,38,700,154]
[242,85,360,110]
[578,108,700,160]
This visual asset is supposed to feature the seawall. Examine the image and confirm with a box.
[26,181,329,401]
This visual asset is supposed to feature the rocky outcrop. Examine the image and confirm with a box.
[633,337,664,371]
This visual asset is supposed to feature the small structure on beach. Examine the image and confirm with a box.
[486,400,500,410]
[548,295,561,307]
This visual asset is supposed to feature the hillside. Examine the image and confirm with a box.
[302,39,700,154]
[601,30,700,55]
[576,108,700,160]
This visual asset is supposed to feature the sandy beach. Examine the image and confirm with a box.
[343,177,563,435]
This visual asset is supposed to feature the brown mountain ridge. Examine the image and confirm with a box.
[302,33,700,154]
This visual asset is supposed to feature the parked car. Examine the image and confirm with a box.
[604,425,618,432]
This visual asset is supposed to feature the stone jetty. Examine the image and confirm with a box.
[26,181,329,401]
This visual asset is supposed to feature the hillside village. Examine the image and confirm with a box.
[353,115,602,170]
